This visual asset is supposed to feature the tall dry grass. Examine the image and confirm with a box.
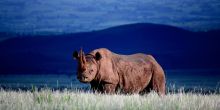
[0,89,219,110]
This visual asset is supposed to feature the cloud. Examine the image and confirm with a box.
[0,0,220,34]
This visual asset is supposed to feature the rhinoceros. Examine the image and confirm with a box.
[73,48,165,95]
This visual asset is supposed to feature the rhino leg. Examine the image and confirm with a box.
[141,67,165,96]
[91,82,103,93]
[151,67,166,96]
[91,82,117,94]
[103,84,117,94]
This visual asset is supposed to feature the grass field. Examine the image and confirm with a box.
[0,89,219,110]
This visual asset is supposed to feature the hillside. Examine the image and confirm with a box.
[0,23,220,74]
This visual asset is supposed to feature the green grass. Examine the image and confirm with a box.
[0,89,219,110]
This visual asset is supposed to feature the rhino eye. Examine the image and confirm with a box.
[88,69,93,74]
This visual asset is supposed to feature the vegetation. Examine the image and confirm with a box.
[0,89,219,110]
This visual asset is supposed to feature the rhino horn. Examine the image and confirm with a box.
[79,48,86,70]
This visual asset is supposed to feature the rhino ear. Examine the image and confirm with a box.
[73,51,78,59]
[95,52,102,61]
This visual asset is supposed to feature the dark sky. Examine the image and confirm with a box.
[0,0,220,35]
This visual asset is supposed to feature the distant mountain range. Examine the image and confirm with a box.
[0,23,220,74]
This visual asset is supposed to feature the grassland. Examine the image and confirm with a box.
[0,89,219,110]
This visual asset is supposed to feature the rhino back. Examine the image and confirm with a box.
[112,53,154,93]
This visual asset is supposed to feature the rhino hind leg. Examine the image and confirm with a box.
[140,78,153,95]
[151,66,166,96]
[141,66,165,96]
[153,76,165,96]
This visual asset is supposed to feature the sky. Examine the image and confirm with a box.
[0,0,220,34]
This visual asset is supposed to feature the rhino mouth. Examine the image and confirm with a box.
[77,76,90,83]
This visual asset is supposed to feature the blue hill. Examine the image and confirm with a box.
[0,23,220,74]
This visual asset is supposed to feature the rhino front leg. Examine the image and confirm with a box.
[103,84,117,94]
[90,82,103,93]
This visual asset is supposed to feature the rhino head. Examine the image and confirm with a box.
[73,48,102,83]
